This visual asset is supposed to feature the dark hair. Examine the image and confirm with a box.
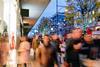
[97,28,100,31]
[72,39,82,45]
[44,34,49,37]
[42,34,50,42]
[67,39,82,50]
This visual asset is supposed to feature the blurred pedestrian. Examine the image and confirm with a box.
[82,34,94,58]
[18,36,30,67]
[64,39,82,67]
[32,35,40,60]
[0,36,9,67]
[36,34,58,67]
[65,28,82,48]
[50,33,61,53]
[50,34,61,66]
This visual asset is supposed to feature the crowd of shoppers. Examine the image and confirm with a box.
[0,28,100,67]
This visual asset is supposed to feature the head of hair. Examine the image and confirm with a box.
[72,39,82,45]
[67,38,82,50]
[97,28,100,31]
[44,34,49,37]
[42,34,50,40]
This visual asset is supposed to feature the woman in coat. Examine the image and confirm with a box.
[0,36,9,67]
[18,36,30,67]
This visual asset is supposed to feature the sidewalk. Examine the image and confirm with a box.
[5,49,64,67]
[6,49,17,67]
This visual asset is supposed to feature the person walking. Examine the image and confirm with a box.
[32,35,40,60]
[64,39,82,67]
[18,36,30,67]
[0,36,9,67]
[36,34,58,67]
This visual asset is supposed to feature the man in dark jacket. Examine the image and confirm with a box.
[64,39,82,67]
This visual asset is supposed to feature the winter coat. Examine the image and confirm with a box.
[0,42,9,65]
[18,41,30,64]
